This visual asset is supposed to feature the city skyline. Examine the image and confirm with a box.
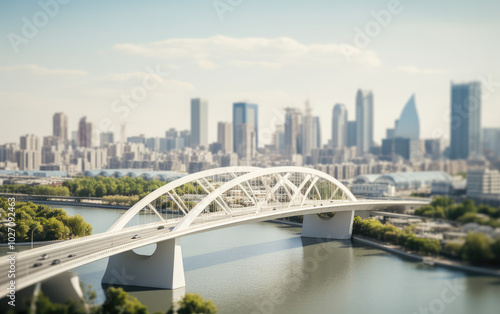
[1,1,500,145]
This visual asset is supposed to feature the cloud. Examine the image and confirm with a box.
[0,64,88,76]
[397,65,445,75]
[113,35,381,68]
[195,60,218,69]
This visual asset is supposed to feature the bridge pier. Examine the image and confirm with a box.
[102,238,185,290]
[301,210,354,239]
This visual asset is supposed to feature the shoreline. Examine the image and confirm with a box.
[270,219,500,278]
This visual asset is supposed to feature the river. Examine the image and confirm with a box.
[11,204,500,313]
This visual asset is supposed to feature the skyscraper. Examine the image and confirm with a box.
[190,98,208,148]
[301,101,315,158]
[53,112,68,142]
[217,122,233,153]
[233,102,259,153]
[313,116,321,149]
[284,107,301,156]
[394,94,419,140]
[347,121,357,147]
[382,95,421,161]
[450,82,482,159]
[78,116,94,147]
[331,104,348,149]
[356,89,374,155]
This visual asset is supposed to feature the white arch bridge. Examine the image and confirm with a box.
[0,167,428,299]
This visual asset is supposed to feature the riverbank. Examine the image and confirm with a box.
[271,219,500,278]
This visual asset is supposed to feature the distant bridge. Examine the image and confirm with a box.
[0,167,428,300]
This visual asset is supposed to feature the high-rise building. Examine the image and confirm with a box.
[19,134,41,170]
[313,116,321,149]
[347,121,357,147]
[450,82,482,159]
[190,98,208,148]
[332,104,348,148]
[356,89,374,155]
[482,128,500,158]
[301,101,316,158]
[78,116,94,147]
[233,102,259,153]
[284,107,302,156]
[53,112,68,142]
[217,122,233,153]
[381,95,421,161]
[100,132,114,147]
[237,124,256,160]
[394,94,419,140]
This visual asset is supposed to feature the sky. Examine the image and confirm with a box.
[1,0,499,147]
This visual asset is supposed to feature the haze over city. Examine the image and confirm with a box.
[1,0,500,145]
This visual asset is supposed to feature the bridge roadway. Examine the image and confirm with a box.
[0,199,425,298]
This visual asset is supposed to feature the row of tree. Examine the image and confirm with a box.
[353,216,500,265]
[353,216,441,255]
[414,197,500,228]
[12,287,217,314]
[0,198,92,242]
[62,176,166,198]
[0,184,70,196]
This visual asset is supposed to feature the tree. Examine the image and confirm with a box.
[100,287,148,314]
[461,232,494,264]
[168,293,217,314]
[67,215,93,237]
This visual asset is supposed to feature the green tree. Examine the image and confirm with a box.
[100,287,148,314]
[167,293,217,314]
[461,232,494,264]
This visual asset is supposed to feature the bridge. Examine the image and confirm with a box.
[0,166,428,301]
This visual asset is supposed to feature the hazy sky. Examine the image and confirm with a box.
[1,0,499,147]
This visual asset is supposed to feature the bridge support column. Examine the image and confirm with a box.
[102,238,185,289]
[301,210,354,239]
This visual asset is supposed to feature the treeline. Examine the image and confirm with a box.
[415,197,500,228]
[353,216,441,255]
[0,184,70,196]
[353,216,500,265]
[0,198,92,242]
[12,287,217,314]
[62,176,166,198]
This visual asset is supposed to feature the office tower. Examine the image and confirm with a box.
[78,116,94,147]
[100,132,114,147]
[382,95,421,160]
[233,102,259,153]
[237,124,256,160]
[483,128,500,157]
[284,107,302,156]
[356,89,374,155]
[425,139,442,159]
[332,104,348,148]
[301,102,315,157]
[394,94,420,140]
[180,130,191,149]
[347,121,357,147]
[217,122,233,153]
[19,134,41,170]
[190,98,208,148]
[53,112,68,142]
[467,168,500,198]
[313,116,321,149]
[450,82,482,159]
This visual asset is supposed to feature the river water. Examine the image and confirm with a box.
[12,204,500,313]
